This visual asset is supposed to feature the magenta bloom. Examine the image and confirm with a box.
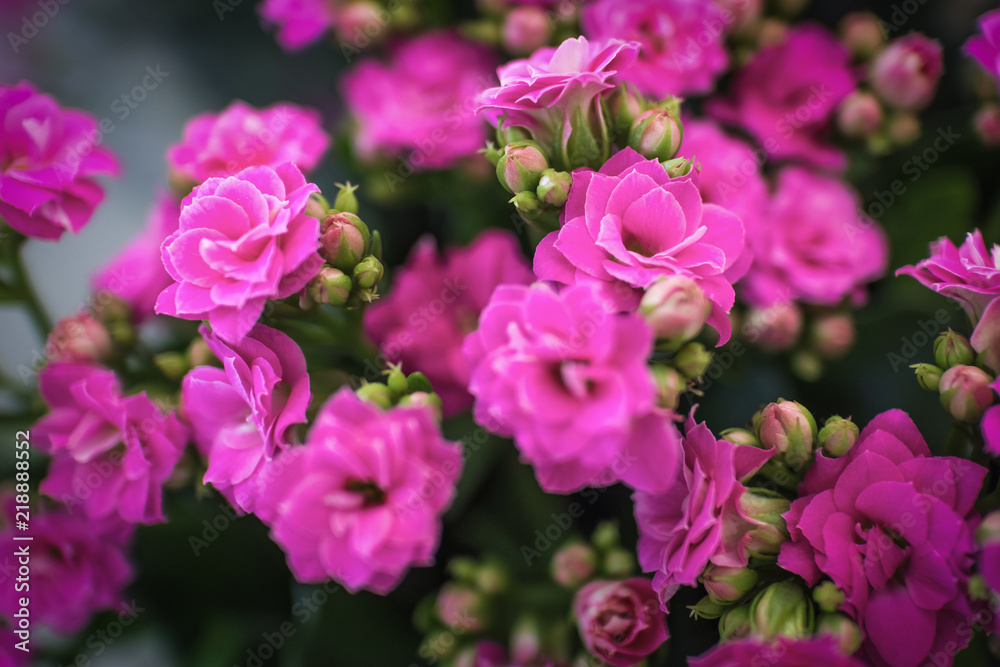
[708,25,855,169]
[779,410,987,667]
[33,363,187,524]
[182,324,310,513]
[0,82,119,240]
[574,578,668,667]
[0,628,28,667]
[965,9,1000,84]
[0,497,133,634]
[364,230,533,416]
[155,163,322,343]
[167,100,329,186]
[92,192,180,321]
[342,32,496,170]
[258,0,336,50]
[897,230,1000,325]
[463,280,681,494]
[256,389,463,594]
[741,167,887,308]
[581,0,728,97]
[634,416,774,609]
[980,377,1000,457]
[477,36,638,146]
[533,148,747,343]
[689,637,867,667]
[870,33,943,111]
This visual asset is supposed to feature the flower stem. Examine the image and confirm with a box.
[1,230,53,339]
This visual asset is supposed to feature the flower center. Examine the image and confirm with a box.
[344,478,387,507]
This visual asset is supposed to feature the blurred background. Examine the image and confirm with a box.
[1,0,999,665]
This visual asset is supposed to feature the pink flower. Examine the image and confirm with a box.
[33,363,187,524]
[0,82,119,240]
[741,167,887,308]
[573,578,667,667]
[92,192,180,321]
[896,230,1000,325]
[870,33,943,111]
[0,628,29,667]
[581,0,729,97]
[0,497,133,634]
[45,313,111,364]
[182,324,310,513]
[965,9,1000,85]
[477,36,638,148]
[255,389,463,594]
[155,163,323,343]
[779,410,987,667]
[979,511,1000,594]
[634,416,774,609]
[707,25,855,169]
[258,0,336,50]
[689,636,867,667]
[533,148,747,343]
[364,230,533,416]
[980,377,1000,457]
[167,100,329,185]
[342,32,496,170]
[463,280,681,494]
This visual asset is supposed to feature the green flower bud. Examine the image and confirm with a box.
[629,106,683,162]
[749,581,814,640]
[497,141,549,194]
[332,181,360,215]
[651,365,685,411]
[812,582,845,613]
[385,364,409,397]
[510,190,542,214]
[398,391,443,421]
[702,564,758,604]
[719,604,752,641]
[817,416,858,458]
[720,428,762,449]
[934,329,975,369]
[353,255,384,290]
[356,382,393,409]
[739,489,791,557]
[754,399,817,473]
[591,521,620,552]
[602,548,635,578]
[307,266,353,306]
[407,371,435,394]
[661,156,695,178]
[536,169,573,207]
[911,363,943,391]
[818,613,863,655]
[319,212,370,272]
[690,596,727,620]
[674,342,713,379]
[939,364,995,423]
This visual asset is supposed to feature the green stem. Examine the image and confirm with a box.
[5,234,53,338]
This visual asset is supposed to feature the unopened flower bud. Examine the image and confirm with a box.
[603,548,635,578]
[356,382,393,409]
[745,303,802,352]
[871,33,943,111]
[757,18,788,48]
[886,111,921,145]
[811,312,856,358]
[497,141,549,194]
[353,255,384,290]
[817,416,858,458]
[978,511,1000,546]
[702,565,758,604]
[188,337,217,367]
[719,605,752,641]
[608,83,644,133]
[837,91,883,139]
[46,314,112,364]
[812,581,845,613]
[536,169,572,207]
[720,428,762,449]
[939,365,994,423]
[641,276,708,348]
[436,584,486,632]
[715,0,761,32]
[154,351,189,380]
[475,561,508,594]
[551,542,597,588]
[384,365,409,397]
[818,614,863,655]
[740,489,791,557]
[591,521,620,551]
[674,342,712,379]
[749,581,813,640]
[332,181,360,215]
[629,107,683,162]
[661,156,695,178]
[502,6,551,55]
[319,212,370,272]
[911,363,943,391]
[334,2,385,42]
[305,192,330,219]
[398,391,443,421]
[651,365,685,411]
[935,330,976,369]
[510,615,543,665]
[448,557,480,583]
[690,596,727,620]
[754,399,817,470]
[839,11,885,60]
[974,104,1000,146]
[307,266,353,306]
[510,190,541,214]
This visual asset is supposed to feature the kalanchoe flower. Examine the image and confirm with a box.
[318,211,370,272]
[811,312,856,359]
[0,82,120,240]
[755,400,816,473]
[744,303,803,352]
[464,281,682,494]
[155,163,323,343]
[581,0,729,97]
[836,91,883,139]
[533,148,747,344]
[552,542,597,588]
[964,9,1000,86]
[982,377,1000,457]
[938,364,994,423]
[972,297,1000,373]
[182,324,310,513]
[779,410,988,667]
[33,363,187,524]
[633,416,775,610]
[897,231,1000,325]
[256,389,463,594]
[45,314,111,364]
[974,103,1000,145]
[628,107,683,162]
[640,275,708,349]
[708,25,855,169]
[502,6,552,55]
[167,101,329,187]
[365,230,533,417]
[689,636,867,667]
[343,32,496,170]
[573,578,668,667]
[870,34,943,111]
[742,167,888,309]
[0,496,133,634]
[258,0,337,50]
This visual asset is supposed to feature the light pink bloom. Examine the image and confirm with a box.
[741,167,887,308]
[581,0,729,97]
[167,100,329,185]
[258,0,336,50]
[0,82,119,240]
[364,230,533,416]
[342,32,496,170]
[155,163,323,343]
[870,33,943,111]
[33,363,187,524]
[463,280,681,494]
[533,148,747,343]
[182,324,310,513]
[965,9,1000,85]
[256,389,463,594]
[573,578,668,667]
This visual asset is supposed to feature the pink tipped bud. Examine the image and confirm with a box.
[497,141,549,194]
[817,416,858,458]
[319,212,370,272]
[977,511,1000,546]
[608,83,644,132]
[818,614,863,654]
[307,266,353,306]
[811,312,856,358]
[629,107,683,162]
[720,428,762,449]
[839,11,885,60]
[837,91,883,139]
[812,582,845,613]
[745,302,802,352]
[551,542,597,588]
[757,18,788,48]
[702,565,758,604]
[886,111,921,145]
[536,169,572,207]
[651,365,685,411]
[502,6,552,55]
[911,363,944,391]
[334,2,385,42]
[739,489,791,557]
[974,104,1000,146]
[674,342,713,379]
[640,276,708,348]
[939,365,994,423]
[46,314,112,364]
[871,34,943,111]
[754,399,816,470]
[436,584,486,632]
[398,391,444,421]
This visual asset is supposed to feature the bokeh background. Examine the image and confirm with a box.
[2,0,999,664]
